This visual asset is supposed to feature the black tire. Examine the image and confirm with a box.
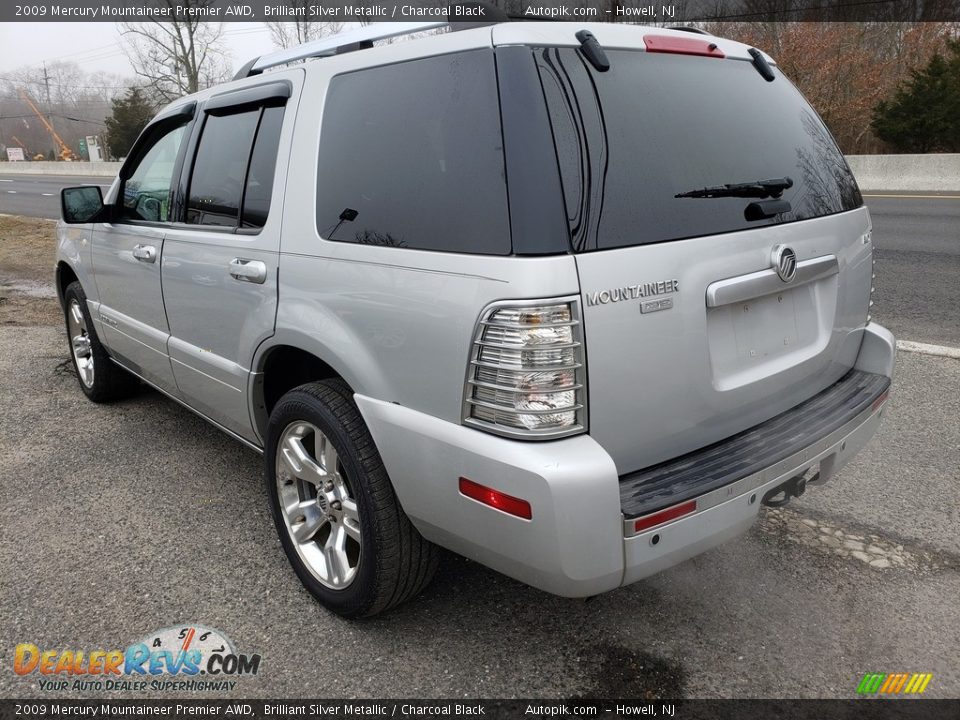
[265,379,439,617]
[62,281,140,403]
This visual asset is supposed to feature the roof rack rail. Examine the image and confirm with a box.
[667,26,711,35]
[235,21,447,79]
[234,0,515,81]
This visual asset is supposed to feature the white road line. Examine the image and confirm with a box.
[0,179,12,182]
[5,190,15,194]
[41,193,54,196]
[896,340,960,360]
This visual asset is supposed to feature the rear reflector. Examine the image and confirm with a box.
[634,500,697,533]
[643,35,725,58]
[459,477,532,520]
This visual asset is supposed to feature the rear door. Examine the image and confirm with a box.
[535,43,873,474]
[161,73,301,442]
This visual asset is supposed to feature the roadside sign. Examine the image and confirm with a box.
[6,147,25,162]
[86,135,104,162]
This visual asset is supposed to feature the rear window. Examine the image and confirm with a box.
[315,50,511,255]
[536,48,863,251]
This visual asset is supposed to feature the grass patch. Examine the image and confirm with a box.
[0,215,61,326]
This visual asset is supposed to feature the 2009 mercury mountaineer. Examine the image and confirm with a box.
[55,18,895,617]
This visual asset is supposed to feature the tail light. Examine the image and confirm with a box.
[463,298,587,439]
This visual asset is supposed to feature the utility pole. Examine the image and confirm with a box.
[42,62,51,104]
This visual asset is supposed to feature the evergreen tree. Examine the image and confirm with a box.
[104,88,155,160]
[871,41,960,152]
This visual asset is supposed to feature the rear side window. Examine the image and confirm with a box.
[187,105,285,229]
[242,106,284,229]
[316,50,511,254]
[536,48,863,251]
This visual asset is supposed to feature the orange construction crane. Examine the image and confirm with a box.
[17,88,79,161]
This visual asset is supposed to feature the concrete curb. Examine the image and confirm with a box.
[0,161,121,177]
[2,155,958,189]
[846,154,960,193]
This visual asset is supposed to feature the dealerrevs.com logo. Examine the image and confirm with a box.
[13,624,261,693]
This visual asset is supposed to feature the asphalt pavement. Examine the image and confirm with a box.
[0,327,957,699]
[0,174,112,219]
[867,194,960,347]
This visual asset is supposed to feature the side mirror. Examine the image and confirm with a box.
[61,186,105,224]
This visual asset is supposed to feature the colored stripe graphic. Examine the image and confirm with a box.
[891,674,909,693]
[857,673,886,694]
[857,672,932,695]
[905,674,921,694]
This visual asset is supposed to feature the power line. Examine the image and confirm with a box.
[0,113,107,125]
[42,40,125,62]
[224,26,271,35]
[0,76,133,91]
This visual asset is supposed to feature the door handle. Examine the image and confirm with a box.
[229,258,268,284]
[132,244,157,263]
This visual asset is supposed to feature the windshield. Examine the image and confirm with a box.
[535,47,863,251]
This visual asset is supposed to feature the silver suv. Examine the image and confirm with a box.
[56,20,895,617]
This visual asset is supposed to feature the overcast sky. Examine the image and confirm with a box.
[0,22,279,79]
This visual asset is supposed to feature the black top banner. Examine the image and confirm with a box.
[0,700,959,720]
[3,0,960,23]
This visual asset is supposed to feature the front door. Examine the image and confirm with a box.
[92,118,190,391]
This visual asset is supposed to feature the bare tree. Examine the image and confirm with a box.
[267,12,344,49]
[120,0,231,101]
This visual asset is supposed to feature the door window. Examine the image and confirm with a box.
[119,123,187,223]
[187,105,286,229]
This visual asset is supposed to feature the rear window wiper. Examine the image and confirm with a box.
[674,177,793,199]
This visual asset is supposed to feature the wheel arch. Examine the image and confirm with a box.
[249,308,396,440]
[251,336,361,442]
[55,261,80,309]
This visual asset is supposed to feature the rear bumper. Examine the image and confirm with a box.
[356,322,895,597]
[619,368,890,524]
[622,377,888,584]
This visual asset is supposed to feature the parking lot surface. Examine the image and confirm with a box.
[1,326,957,699]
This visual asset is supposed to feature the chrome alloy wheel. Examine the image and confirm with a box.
[67,299,94,388]
[276,422,361,589]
